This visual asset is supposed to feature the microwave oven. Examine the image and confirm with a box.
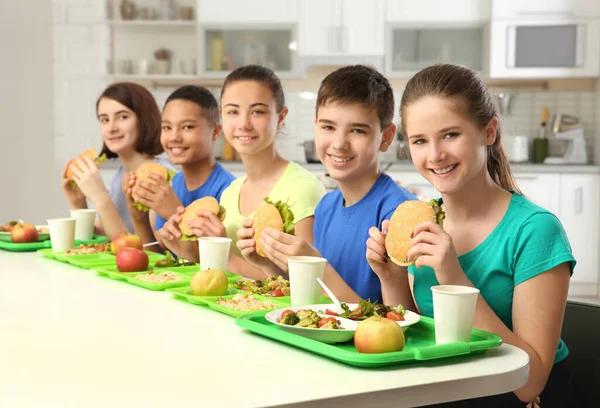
[490,19,600,78]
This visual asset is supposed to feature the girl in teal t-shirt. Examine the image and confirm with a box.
[366,64,584,407]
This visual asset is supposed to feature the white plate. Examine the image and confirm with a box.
[265,304,359,344]
[0,225,50,242]
[327,303,421,332]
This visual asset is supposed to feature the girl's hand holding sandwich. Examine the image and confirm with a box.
[407,221,468,286]
[128,172,181,220]
[237,219,280,271]
[237,219,288,277]
[68,156,110,205]
[61,160,86,209]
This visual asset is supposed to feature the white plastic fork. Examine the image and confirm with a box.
[317,277,341,308]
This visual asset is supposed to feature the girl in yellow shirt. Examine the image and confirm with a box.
[159,65,325,278]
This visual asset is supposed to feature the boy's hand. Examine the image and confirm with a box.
[131,173,181,219]
[366,220,404,280]
[124,176,149,223]
[158,207,184,241]
[187,210,226,238]
[259,228,321,272]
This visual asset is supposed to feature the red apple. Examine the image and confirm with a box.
[11,224,39,243]
[111,233,143,255]
[190,268,229,296]
[354,316,405,354]
[116,248,149,272]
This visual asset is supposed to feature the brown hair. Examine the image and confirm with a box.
[316,65,395,129]
[400,64,520,193]
[220,65,285,113]
[96,82,163,159]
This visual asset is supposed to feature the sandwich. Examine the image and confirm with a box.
[179,196,227,240]
[253,198,295,257]
[385,199,445,267]
[132,163,176,211]
[66,148,106,186]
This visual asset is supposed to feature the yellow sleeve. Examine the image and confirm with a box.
[283,175,326,223]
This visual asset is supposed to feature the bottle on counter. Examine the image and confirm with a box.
[222,137,236,161]
[533,107,549,163]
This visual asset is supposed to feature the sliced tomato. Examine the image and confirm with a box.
[324,309,339,316]
[318,317,338,328]
[386,311,404,321]
[280,309,295,319]
[349,306,363,319]
[269,289,285,297]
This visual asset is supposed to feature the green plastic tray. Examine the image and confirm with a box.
[95,267,129,281]
[0,230,50,243]
[37,247,165,270]
[248,295,332,306]
[167,286,241,306]
[235,314,502,368]
[0,235,108,252]
[173,266,242,282]
[95,266,190,290]
[199,293,289,318]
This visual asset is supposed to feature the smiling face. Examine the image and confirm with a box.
[315,101,394,184]
[160,99,219,166]
[220,81,287,156]
[97,97,140,155]
[404,96,495,194]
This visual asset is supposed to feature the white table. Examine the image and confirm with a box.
[0,252,529,408]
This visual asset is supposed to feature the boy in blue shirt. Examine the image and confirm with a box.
[238,65,416,303]
[127,86,235,256]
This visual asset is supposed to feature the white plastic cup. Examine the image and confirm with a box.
[69,209,96,241]
[198,237,231,271]
[288,256,327,306]
[47,218,76,252]
[431,285,480,345]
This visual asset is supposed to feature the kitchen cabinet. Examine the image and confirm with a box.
[491,0,600,19]
[386,171,440,201]
[559,174,600,284]
[297,0,385,57]
[196,0,298,23]
[513,173,561,215]
[198,26,297,77]
[386,0,490,23]
[107,21,198,79]
[385,25,487,76]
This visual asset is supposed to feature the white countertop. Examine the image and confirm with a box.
[568,295,600,307]
[0,252,530,408]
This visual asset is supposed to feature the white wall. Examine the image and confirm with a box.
[0,0,62,224]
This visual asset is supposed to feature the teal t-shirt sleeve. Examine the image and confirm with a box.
[513,212,576,285]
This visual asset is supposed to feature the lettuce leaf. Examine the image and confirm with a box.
[264,197,295,235]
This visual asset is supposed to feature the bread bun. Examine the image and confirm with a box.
[132,163,171,212]
[385,200,444,266]
[66,149,105,181]
[253,203,284,257]
[179,197,226,240]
